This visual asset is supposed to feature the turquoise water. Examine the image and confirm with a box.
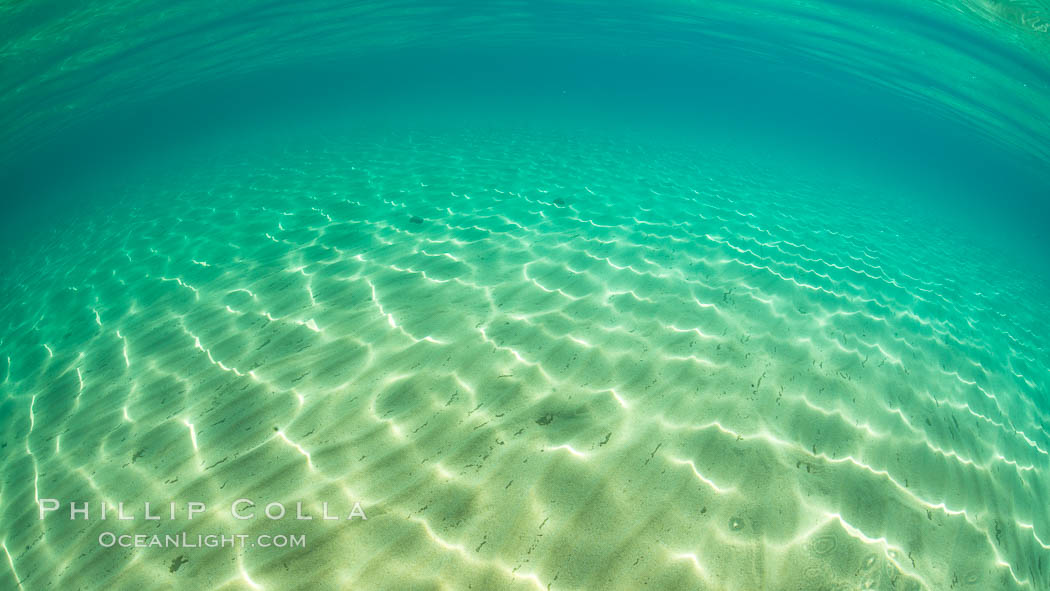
[1,2,1049,590]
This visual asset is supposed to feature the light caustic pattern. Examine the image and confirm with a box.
[0,130,1047,590]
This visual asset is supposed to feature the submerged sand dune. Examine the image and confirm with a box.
[0,130,1047,590]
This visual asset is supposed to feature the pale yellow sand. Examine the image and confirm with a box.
[0,131,1047,590]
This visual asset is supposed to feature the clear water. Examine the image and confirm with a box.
[1,2,1048,590]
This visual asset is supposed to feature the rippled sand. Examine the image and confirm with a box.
[1,129,1047,590]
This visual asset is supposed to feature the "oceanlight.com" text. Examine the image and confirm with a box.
[98,532,307,549]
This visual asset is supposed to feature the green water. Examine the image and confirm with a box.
[1,2,1049,590]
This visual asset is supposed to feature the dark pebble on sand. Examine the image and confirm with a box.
[170,555,188,573]
[410,215,424,224]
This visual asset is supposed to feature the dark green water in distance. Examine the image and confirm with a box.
[3,14,1049,270]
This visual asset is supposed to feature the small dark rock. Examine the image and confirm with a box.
[170,555,188,573]
[410,216,424,224]
[535,413,554,426]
